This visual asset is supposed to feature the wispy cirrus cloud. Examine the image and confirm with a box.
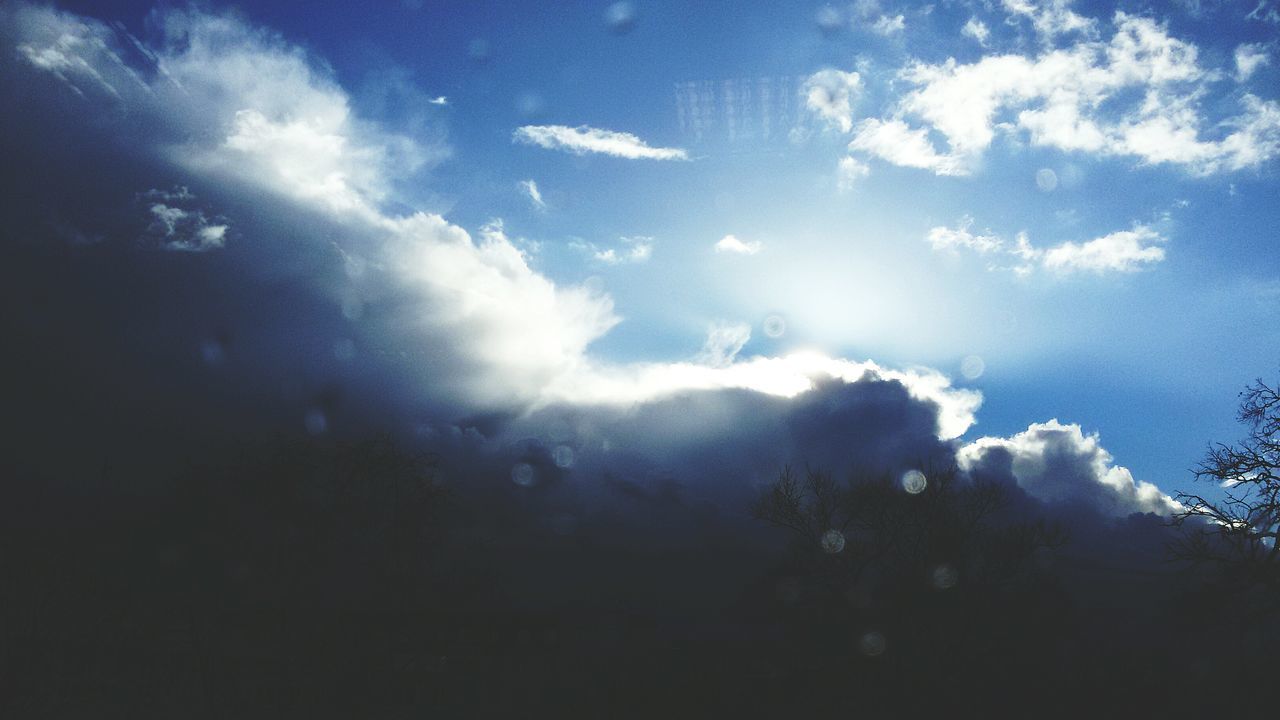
[519,179,546,211]
[926,216,1167,274]
[693,321,751,368]
[573,235,654,265]
[926,216,1004,254]
[513,124,689,160]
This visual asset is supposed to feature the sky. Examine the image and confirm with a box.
[3,0,1279,513]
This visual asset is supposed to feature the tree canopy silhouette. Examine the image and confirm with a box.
[1172,374,1280,611]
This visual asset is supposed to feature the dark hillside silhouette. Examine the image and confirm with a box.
[3,385,1280,716]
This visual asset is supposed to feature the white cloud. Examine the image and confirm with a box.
[221,109,382,217]
[694,322,751,368]
[124,7,433,222]
[870,14,905,36]
[1040,226,1166,273]
[837,156,871,191]
[513,124,689,160]
[962,17,990,45]
[146,203,228,252]
[519,179,546,210]
[802,68,862,133]
[714,234,763,255]
[575,236,654,265]
[849,118,967,175]
[925,218,1167,274]
[139,187,228,252]
[546,351,982,440]
[959,419,1181,516]
[849,0,904,36]
[926,216,1004,254]
[1001,0,1096,40]
[381,213,621,401]
[427,95,449,105]
[1235,44,1270,82]
[844,12,1280,176]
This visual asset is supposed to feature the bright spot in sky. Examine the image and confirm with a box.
[821,529,846,554]
[960,355,986,380]
[1036,168,1059,192]
[762,315,787,338]
[901,469,927,494]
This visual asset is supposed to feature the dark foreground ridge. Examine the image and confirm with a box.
[5,427,1278,718]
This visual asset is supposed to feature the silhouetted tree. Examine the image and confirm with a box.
[751,463,1065,602]
[1172,374,1280,611]
[748,462,1071,711]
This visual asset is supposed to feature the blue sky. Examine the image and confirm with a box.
[5,0,1280,509]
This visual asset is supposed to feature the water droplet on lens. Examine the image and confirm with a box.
[515,91,544,116]
[859,630,886,657]
[821,529,846,554]
[762,314,787,338]
[1036,168,1058,192]
[901,469,927,495]
[553,445,575,469]
[511,462,535,487]
[304,410,328,435]
[930,563,958,590]
[200,339,225,366]
[960,354,985,380]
